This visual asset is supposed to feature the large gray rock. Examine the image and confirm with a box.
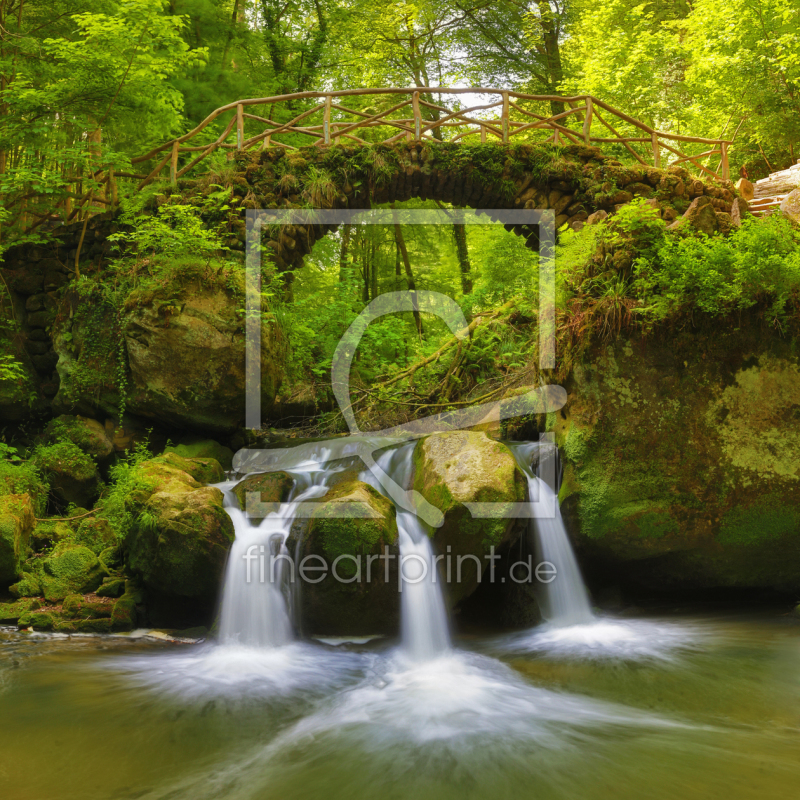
[53,274,286,433]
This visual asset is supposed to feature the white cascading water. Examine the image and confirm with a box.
[361,442,451,661]
[216,437,450,659]
[216,452,332,648]
[509,441,595,627]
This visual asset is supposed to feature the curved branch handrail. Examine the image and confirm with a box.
[14,88,732,233]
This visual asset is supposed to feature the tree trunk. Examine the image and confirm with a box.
[392,206,423,336]
[338,224,351,282]
[453,223,472,294]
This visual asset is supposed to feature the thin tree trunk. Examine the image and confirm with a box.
[370,238,378,300]
[453,223,472,294]
[392,205,423,336]
[338,224,351,282]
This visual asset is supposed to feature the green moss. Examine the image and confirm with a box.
[312,483,398,577]
[0,458,48,516]
[632,510,679,539]
[111,593,137,631]
[0,597,41,623]
[9,571,41,598]
[148,452,226,485]
[233,471,294,512]
[33,441,97,483]
[41,543,105,601]
[719,501,800,546]
[165,439,234,471]
[17,611,57,631]
[96,576,126,597]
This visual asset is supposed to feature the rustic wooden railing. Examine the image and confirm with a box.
[15,88,734,232]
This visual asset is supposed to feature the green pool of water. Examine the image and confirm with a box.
[1,610,798,800]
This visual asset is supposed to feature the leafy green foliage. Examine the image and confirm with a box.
[95,440,156,541]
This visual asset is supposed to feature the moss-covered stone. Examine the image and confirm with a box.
[72,517,117,555]
[0,493,34,585]
[61,593,115,620]
[110,591,137,631]
[96,576,126,598]
[40,542,105,602]
[554,320,800,593]
[123,454,234,621]
[0,597,41,623]
[43,415,114,465]
[413,431,526,605]
[17,610,57,631]
[143,452,225,486]
[232,471,294,514]
[32,441,101,508]
[9,571,41,598]
[30,519,72,552]
[289,477,400,636]
[166,438,234,471]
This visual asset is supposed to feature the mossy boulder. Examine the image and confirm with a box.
[9,571,41,598]
[0,597,41,624]
[96,576,126,598]
[52,271,285,432]
[123,454,234,622]
[17,610,57,631]
[166,438,234,471]
[555,319,800,594]
[43,415,114,466]
[72,516,117,554]
[40,542,106,602]
[61,593,115,620]
[30,519,72,552]
[232,471,294,514]
[289,478,400,635]
[413,431,526,605]
[122,274,285,432]
[0,493,34,585]
[32,441,102,508]
[110,582,140,630]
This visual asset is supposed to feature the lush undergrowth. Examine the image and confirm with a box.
[557,204,800,363]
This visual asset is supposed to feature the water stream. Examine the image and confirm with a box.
[3,440,798,798]
[509,441,595,626]
[360,441,451,661]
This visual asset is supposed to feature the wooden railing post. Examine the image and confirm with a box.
[583,97,593,145]
[651,132,660,169]
[170,141,179,187]
[501,92,509,143]
[480,125,486,143]
[323,95,332,145]
[236,103,244,150]
[412,91,421,141]
[721,142,729,180]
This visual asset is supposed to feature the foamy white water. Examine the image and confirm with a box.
[510,441,595,626]
[216,454,333,648]
[362,442,451,661]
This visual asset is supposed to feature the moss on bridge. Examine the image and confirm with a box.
[180,140,736,272]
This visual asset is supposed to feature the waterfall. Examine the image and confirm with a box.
[362,442,451,661]
[216,458,332,648]
[217,437,450,659]
[509,441,595,627]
